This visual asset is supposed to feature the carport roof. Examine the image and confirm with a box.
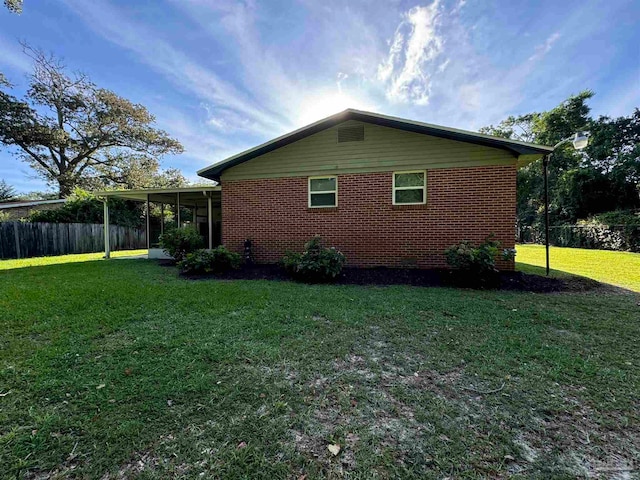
[94,186,221,204]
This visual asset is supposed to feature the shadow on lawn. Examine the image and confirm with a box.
[517,262,629,293]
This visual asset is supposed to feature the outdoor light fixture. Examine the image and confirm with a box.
[572,131,590,151]
[543,131,590,275]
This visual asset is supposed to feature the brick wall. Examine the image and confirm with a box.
[221,165,516,269]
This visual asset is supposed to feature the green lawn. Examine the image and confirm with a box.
[1,254,639,479]
[516,244,640,292]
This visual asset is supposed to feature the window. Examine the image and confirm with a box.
[309,176,337,208]
[393,171,426,205]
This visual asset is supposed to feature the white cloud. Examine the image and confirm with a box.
[377,1,444,105]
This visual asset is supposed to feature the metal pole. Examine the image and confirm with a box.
[103,199,111,259]
[543,155,550,276]
[207,196,213,249]
[146,194,150,250]
[160,204,164,236]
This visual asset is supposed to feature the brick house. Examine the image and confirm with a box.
[195,109,552,269]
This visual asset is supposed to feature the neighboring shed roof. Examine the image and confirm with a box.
[0,199,66,210]
[197,109,554,181]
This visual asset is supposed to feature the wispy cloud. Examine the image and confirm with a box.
[60,0,289,137]
[169,0,381,127]
[377,1,445,105]
[529,32,561,61]
[0,35,31,76]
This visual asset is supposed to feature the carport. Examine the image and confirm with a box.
[95,186,221,258]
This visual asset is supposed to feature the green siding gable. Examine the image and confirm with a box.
[221,120,517,181]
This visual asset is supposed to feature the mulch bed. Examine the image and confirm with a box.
[178,263,603,293]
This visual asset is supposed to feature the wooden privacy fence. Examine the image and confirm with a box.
[0,222,146,259]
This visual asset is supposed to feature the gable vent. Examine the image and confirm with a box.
[337,125,365,143]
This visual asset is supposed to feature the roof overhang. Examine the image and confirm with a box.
[197,109,554,181]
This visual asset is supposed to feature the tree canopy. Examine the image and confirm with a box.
[3,0,22,14]
[0,46,184,197]
[0,179,15,201]
[481,91,639,227]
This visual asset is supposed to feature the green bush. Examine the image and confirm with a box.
[29,188,142,227]
[281,236,346,283]
[518,210,640,252]
[590,209,640,226]
[158,227,203,262]
[177,247,242,275]
[445,236,514,287]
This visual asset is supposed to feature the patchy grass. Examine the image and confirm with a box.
[0,257,638,479]
[516,244,640,292]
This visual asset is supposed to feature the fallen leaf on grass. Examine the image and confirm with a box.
[327,444,341,456]
[237,441,247,449]
[96,384,105,390]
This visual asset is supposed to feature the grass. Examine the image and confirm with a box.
[0,253,639,479]
[516,244,640,292]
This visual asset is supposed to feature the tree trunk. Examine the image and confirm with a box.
[57,176,76,199]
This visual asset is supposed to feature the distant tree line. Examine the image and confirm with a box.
[481,91,639,230]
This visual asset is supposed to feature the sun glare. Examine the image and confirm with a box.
[296,92,377,127]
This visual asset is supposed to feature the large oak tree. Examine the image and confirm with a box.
[0,47,184,197]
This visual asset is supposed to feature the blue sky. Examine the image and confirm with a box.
[1,0,638,193]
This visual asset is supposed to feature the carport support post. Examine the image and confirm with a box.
[103,199,110,259]
[160,204,164,236]
[543,155,550,276]
[146,194,150,249]
[176,192,181,228]
[207,196,213,249]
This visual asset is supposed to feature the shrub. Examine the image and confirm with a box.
[444,236,514,287]
[281,236,346,283]
[29,188,142,227]
[158,227,203,262]
[177,247,242,275]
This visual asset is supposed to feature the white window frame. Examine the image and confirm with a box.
[392,170,426,205]
[308,175,338,208]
